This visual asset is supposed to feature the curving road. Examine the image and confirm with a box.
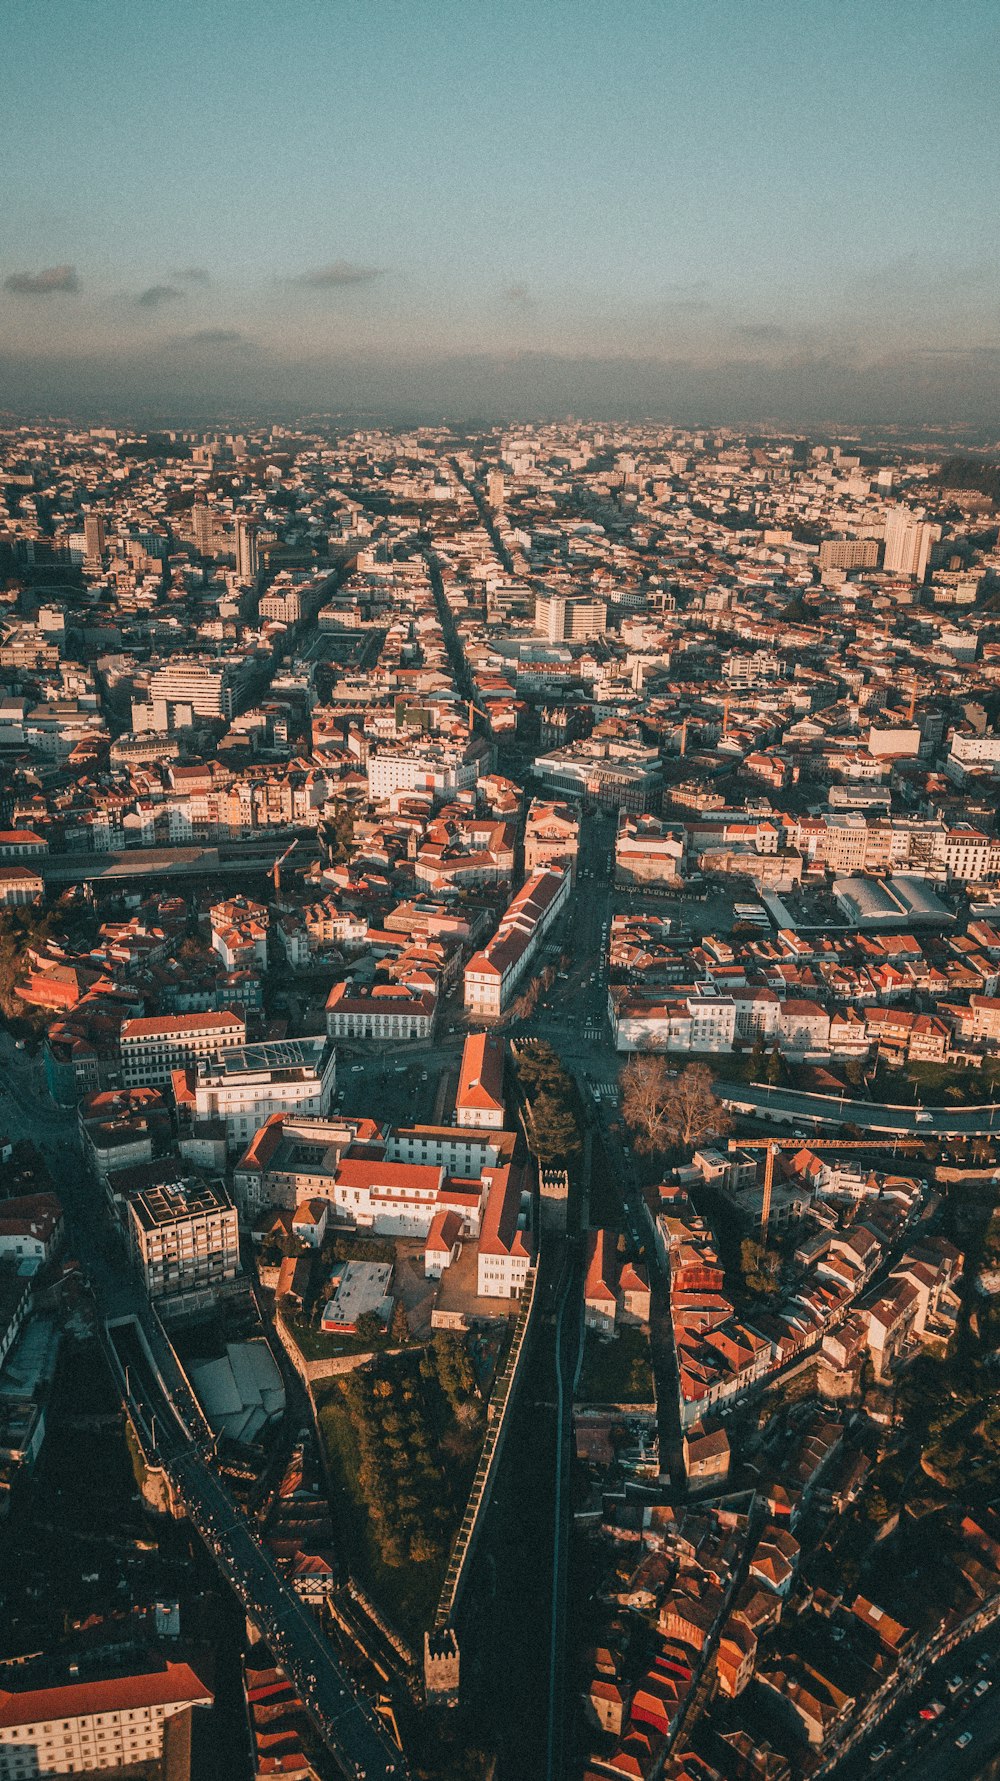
[718,1080,1000,1138]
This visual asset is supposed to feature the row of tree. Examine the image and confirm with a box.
[513,1038,584,1167]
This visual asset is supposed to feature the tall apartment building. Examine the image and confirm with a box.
[883,507,938,580]
[119,1010,246,1087]
[234,514,260,581]
[533,592,607,643]
[125,1174,240,1319]
[82,512,106,566]
[0,1658,213,1779]
[191,502,225,556]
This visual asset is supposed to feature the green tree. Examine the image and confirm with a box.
[355,1310,383,1346]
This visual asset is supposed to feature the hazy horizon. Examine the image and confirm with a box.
[3,0,998,426]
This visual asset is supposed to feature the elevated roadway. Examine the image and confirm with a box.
[718,1080,1000,1139]
[106,1317,407,1780]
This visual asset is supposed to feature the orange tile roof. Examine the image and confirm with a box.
[0,1661,212,1728]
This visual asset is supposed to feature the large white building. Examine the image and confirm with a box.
[0,1660,212,1780]
[235,1109,532,1298]
[325,981,437,1041]
[180,1038,337,1150]
[366,740,483,801]
[882,507,938,580]
[609,989,738,1054]
[533,592,607,643]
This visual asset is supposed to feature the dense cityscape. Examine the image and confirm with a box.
[0,416,999,1781]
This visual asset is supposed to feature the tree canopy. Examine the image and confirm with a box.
[620,1058,730,1157]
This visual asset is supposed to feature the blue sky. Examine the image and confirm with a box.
[2,0,998,418]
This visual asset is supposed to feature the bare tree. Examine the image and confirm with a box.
[620,1057,729,1157]
[667,1063,731,1150]
[620,1055,673,1155]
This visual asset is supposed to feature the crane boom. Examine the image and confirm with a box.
[728,1134,927,1235]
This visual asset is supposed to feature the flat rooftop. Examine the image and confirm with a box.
[128,1176,231,1230]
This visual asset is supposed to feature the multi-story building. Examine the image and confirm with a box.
[234,513,260,581]
[82,511,106,566]
[325,981,437,1041]
[818,537,880,571]
[882,506,937,580]
[181,1038,337,1150]
[454,1031,506,1128]
[533,592,607,643]
[124,1174,240,1319]
[464,866,570,1017]
[0,1658,213,1780]
[119,1010,246,1088]
[533,736,663,813]
[523,798,580,881]
[615,812,684,886]
[0,865,44,906]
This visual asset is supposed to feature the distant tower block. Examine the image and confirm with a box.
[540,1167,570,1233]
[424,1628,460,1706]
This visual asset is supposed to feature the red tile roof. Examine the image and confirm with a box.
[0,1661,212,1728]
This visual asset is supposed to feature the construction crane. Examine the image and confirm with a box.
[729,1134,928,1236]
[271,838,298,893]
[905,671,918,724]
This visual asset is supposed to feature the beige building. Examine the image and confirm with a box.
[119,1010,246,1087]
[523,798,579,882]
[125,1174,240,1319]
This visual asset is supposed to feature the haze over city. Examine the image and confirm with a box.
[3,0,999,422]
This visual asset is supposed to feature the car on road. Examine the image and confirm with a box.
[955,1730,973,1749]
[946,1673,965,1695]
[920,1700,945,1720]
[868,1745,887,1764]
[974,1677,992,1697]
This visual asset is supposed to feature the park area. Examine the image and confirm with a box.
[314,1333,489,1641]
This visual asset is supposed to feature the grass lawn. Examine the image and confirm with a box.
[287,1316,395,1362]
[314,1379,446,1641]
[576,1324,656,1406]
[905,1058,1000,1104]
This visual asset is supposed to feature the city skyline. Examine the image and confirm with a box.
[3,0,999,422]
